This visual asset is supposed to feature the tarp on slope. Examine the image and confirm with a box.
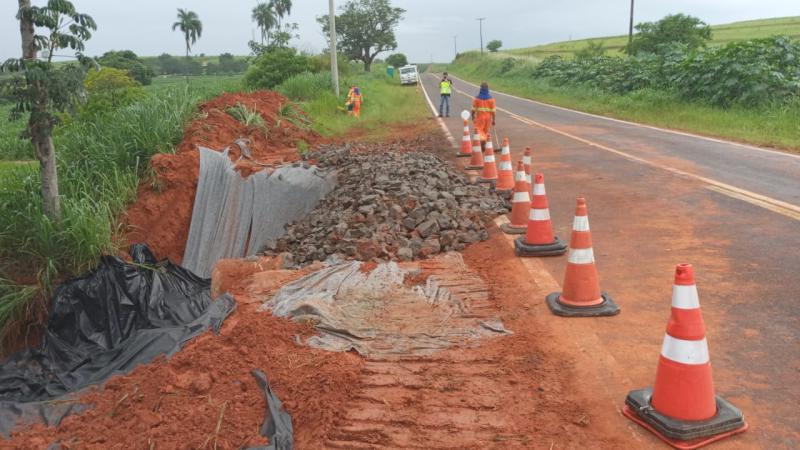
[182,148,335,277]
[0,244,236,436]
[261,253,511,357]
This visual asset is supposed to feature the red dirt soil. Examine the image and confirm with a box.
[7,261,364,450]
[123,91,326,263]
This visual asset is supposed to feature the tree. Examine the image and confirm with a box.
[318,0,405,72]
[271,0,292,27]
[626,13,711,55]
[575,41,606,59]
[252,2,277,45]
[172,8,202,57]
[385,53,407,68]
[1,0,96,221]
[81,67,144,117]
[487,40,502,52]
[98,50,154,85]
[244,47,311,89]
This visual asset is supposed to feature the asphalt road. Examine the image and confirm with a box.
[421,72,800,448]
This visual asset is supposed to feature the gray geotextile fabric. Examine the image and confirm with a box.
[183,148,334,277]
[260,253,511,357]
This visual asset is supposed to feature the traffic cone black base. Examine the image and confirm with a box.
[465,164,483,170]
[456,152,471,157]
[500,223,527,235]
[545,292,619,317]
[514,236,567,257]
[623,388,748,450]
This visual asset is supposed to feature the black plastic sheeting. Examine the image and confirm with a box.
[0,244,236,437]
[247,369,294,450]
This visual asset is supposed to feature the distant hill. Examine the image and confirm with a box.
[505,16,800,59]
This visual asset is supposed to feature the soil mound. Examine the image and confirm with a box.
[124,91,324,263]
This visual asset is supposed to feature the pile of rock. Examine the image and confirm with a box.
[264,149,509,266]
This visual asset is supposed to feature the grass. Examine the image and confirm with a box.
[0,103,34,161]
[506,15,800,58]
[278,66,430,139]
[438,53,800,151]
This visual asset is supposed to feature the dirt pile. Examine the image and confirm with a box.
[124,91,324,263]
[264,147,510,266]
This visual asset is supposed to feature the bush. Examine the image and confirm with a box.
[152,54,203,76]
[244,48,312,89]
[627,14,712,55]
[530,36,800,107]
[487,40,503,52]
[98,50,154,85]
[81,67,145,118]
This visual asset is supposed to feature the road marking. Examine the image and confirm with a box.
[447,74,800,160]
[435,77,800,222]
[418,78,457,147]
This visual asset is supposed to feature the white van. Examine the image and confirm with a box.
[399,65,419,85]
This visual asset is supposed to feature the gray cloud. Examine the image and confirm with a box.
[0,1,797,63]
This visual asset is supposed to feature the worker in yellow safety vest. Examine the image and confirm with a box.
[438,72,453,118]
[471,82,496,149]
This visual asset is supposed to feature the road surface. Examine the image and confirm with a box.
[421,72,800,448]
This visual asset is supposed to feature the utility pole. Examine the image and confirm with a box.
[453,35,458,58]
[476,18,485,55]
[328,0,340,97]
[628,0,635,45]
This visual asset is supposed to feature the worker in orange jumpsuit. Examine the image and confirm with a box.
[471,82,496,149]
[347,86,364,118]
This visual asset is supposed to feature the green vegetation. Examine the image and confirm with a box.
[98,50,155,85]
[0,103,33,161]
[226,103,267,130]
[442,49,800,150]
[172,8,203,57]
[81,67,145,118]
[277,65,428,138]
[487,40,503,53]
[0,78,238,349]
[506,16,800,59]
[245,47,312,89]
[626,13,711,55]
[386,53,408,68]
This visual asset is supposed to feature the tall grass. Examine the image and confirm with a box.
[0,103,34,161]
[0,78,240,351]
[278,67,429,138]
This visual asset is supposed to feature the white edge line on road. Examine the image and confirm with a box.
[447,74,800,160]
[436,79,800,221]
[419,78,457,148]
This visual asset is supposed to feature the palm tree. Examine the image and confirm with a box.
[172,8,202,57]
[251,3,277,45]
[271,0,292,27]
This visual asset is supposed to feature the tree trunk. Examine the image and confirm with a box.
[31,124,60,220]
[19,0,61,220]
[363,58,371,72]
[19,0,35,59]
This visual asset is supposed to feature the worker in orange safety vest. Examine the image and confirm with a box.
[471,82,496,149]
[347,86,364,118]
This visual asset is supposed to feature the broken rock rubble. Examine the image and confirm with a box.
[264,147,509,266]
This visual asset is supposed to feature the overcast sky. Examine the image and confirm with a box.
[0,1,797,62]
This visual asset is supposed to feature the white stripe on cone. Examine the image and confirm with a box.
[672,285,701,309]
[660,334,710,365]
[502,147,510,155]
[523,156,531,165]
[526,174,532,184]
[499,161,512,170]
[533,183,546,195]
[514,171,526,182]
[484,155,495,162]
[530,209,550,220]
[568,248,595,264]
[573,215,590,232]
[513,191,530,203]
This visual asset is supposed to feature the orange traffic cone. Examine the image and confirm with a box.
[466,128,483,170]
[545,198,619,316]
[514,173,567,256]
[479,139,498,184]
[457,120,472,157]
[523,147,532,192]
[500,161,531,235]
[495,138,515,193]
[623,264,748,449]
